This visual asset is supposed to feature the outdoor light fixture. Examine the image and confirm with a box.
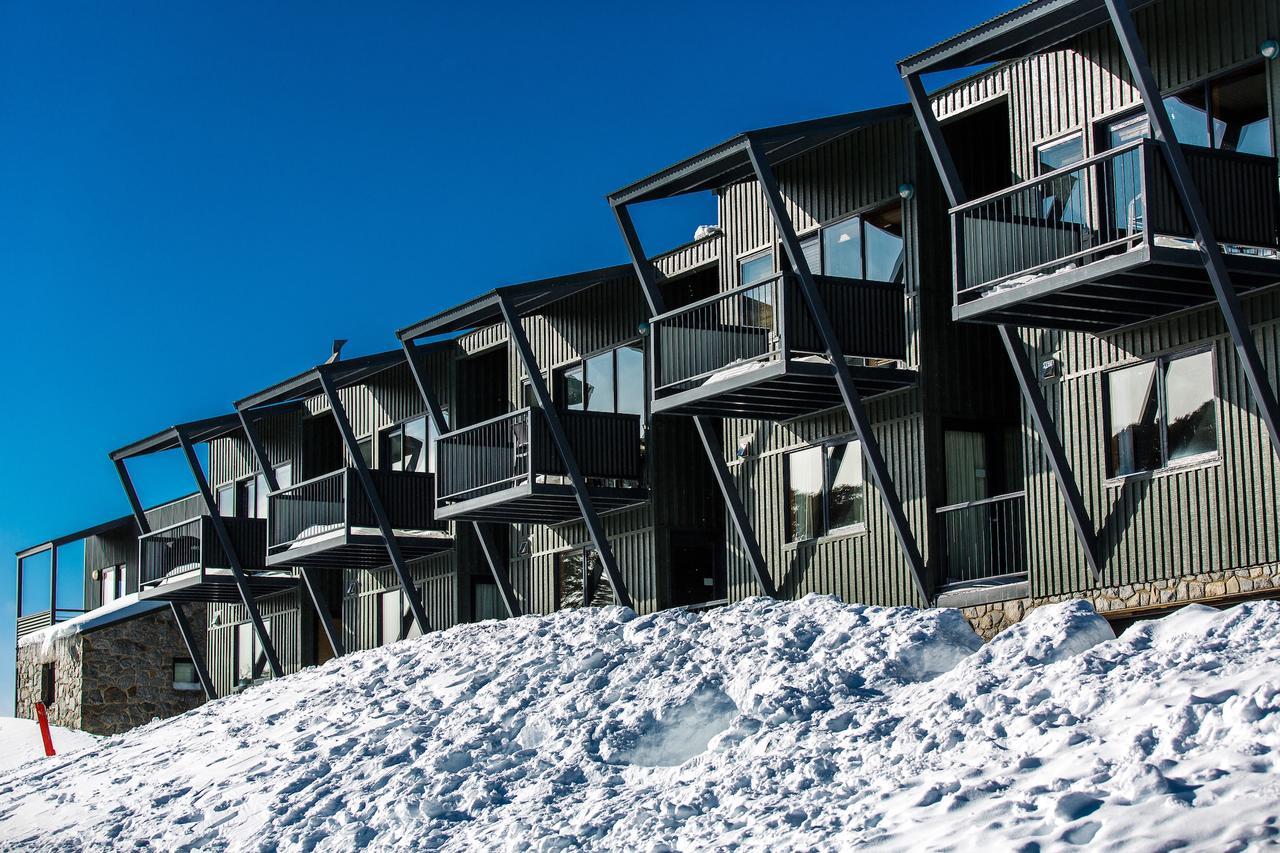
[1262,39,1280,60]
[637,321,650,337]
[210,612,223,627]
[345,580,360,596]
[898,182,915,200]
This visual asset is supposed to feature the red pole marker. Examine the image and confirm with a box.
[35,702,56,757]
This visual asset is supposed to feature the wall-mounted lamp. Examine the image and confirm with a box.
[1262,38,1280,60]
[1039,358,1060,382]
[898,182,916,200]
[637,321,651,338]
[210,612,223,627]
[345,580,360,596]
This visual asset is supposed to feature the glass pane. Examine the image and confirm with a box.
[1211,65,1272,156]
[19,549,51,614]
[237,623,254,682]
[404,418,428,473]
[585,552,616,607]
[797,234,821,273]
[358,437,374,467]
[1036,135,1086,225]
[102,567,118,605]
[275,462,292,490]
[563,365,585,411]
[864,205,906,282]
[1105,115,1149,238]
[387,430,405,472]
[1165,88,1211,148]
[1107,362,1162,476]
[243,478,258,520]
[216,485,236,517]
[616,346,645,416]
[1164,351,1217,463]
[585,351,615,413]
[380,591,401,645]
[255,474,269,520]
[174,660,197,685]
[821,217,862,278]
[787,446,825,541]
[738,250,773,285]
[474,583,503,621]
[826,440,865,532]
[557,552,585,609]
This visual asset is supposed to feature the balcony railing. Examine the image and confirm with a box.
[267,468,443,554]
[937,491,1026,586]
[139,514,268,586]
[953,139,1280,302]
[16,609,85,639]
[650,271,906,395]
[435,408,643,507]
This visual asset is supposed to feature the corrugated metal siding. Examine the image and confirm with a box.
[654,235,721,278]
[206,588,312,696]
[340,553,458,652]
[83,528,139,609]
[508,516,658,614]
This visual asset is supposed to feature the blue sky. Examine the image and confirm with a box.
[0,0,1006,713]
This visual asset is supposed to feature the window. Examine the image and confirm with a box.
[1035,133,1087,224]
[1106,349,1218,478]
[738,249,774,285]
[473,581,504,621]
[173,659,201,691]
[216,484,236,517]
[798,203,905,284]
[236,463,291,520]
[236,621,271,685]
[357,437,374,468]
[101,564,125,606]
[379,587,425,645]
[555,549,615,610]
[381,416,438,474]
[40,663,55,708]
[1102,64,1272,157]
[785,438,866,542]
[556,344,645,417]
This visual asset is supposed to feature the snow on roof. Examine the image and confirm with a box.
[17,593,168,657]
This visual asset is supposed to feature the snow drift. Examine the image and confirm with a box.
[1,596,1278,850]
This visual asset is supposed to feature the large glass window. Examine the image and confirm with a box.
[738,250,774,285]
[555,548,615,609]
[557,344,645,416]
[380,587,424,645]
[101,564,125,606]
[1106,349,1217,477]
[1036,133,1087,224]
[235,621,270,686]
[786,439,865,542]
[216,484,236,517]
[237,462,291,520]
[473,581,505,621]
[382,416,433,473]
[799,203,905,283]
[738,249,776,328]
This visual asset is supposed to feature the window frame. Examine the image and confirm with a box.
[736,246,775,287]
[794,198,907,284]
[1102,345,1220,482]
[552,340,647,420]
[172,658,201,691]
[379,413,442,474]
[783,434,868,545]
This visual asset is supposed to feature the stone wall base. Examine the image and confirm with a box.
[959,562,1280,640]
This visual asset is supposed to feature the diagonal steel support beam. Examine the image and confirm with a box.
[903,69,1105,586]
[237,408,346,657]
[611,201,777,599]
[1104,0,1280,462]
[497,294,635,610]
[169,602,217,701]
[999,327,1103,583]
[399,340,523,618]
[745,136,930,604]
[114,458,150,534]
[316,366,432,635]
[174,428,284,679]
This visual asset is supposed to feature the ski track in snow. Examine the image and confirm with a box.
[1,596,1278,851]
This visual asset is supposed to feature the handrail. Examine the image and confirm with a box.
[650,272,788,324]
[270,467,344,496]
[950,139,1147,215]
[437,407,534,440]
[936,490,1026,514]
[138,513,208,539]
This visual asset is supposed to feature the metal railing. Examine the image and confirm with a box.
[139,517,206,586]
[937,491,1026,586]
[435,408,643,506]
[16,609,85,639]
[649,271,906,395]
[267,468,444,552]
[269,470,346,551]
[952,140,1280,301]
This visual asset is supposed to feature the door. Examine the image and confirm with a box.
[668,532,725,608]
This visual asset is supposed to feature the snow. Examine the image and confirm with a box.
[16,594,167,656]
[0,718,98,775]
[1,595,1279,850]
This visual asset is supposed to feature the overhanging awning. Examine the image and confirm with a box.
[898,0,1160,76]
[109,413,248,462]
[607,104,914,206]
[235,349,415,411]
[397,265,634,341]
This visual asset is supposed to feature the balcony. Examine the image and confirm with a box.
[649,272,915,420]
[139,515,297,603]
[16,609,85,639]
[435,408,647,523]
[936,491,1027,588]
[952,140,1280,331]
[266,468,451,569]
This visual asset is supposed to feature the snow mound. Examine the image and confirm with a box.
[1,596,1279,851]
[0,718,99,775]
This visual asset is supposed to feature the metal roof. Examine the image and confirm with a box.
[397,265,635,341]
[109,412,248,462]
[234,348,413,411]
[898,0,1159,75]
[607,104,914,206]
[15,513,140,558]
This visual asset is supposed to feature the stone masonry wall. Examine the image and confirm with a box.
[15,633,85,730]
[80,605,207,735]
[960,562,1280,640]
